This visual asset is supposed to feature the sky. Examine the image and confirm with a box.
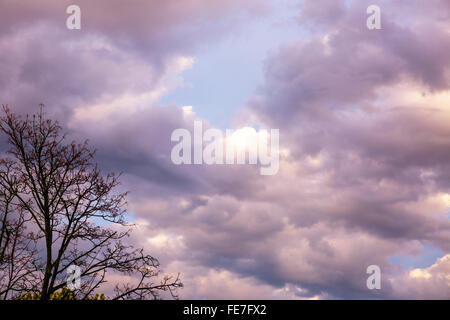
[0,0,449,299]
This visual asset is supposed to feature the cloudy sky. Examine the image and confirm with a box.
[1,0,449,299]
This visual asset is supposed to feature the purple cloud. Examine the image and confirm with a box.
[0,0,449,299]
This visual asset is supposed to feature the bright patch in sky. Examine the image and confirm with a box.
[160,0,308,127]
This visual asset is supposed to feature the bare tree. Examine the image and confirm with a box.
[0,105,182,300]
[0,161,40,299]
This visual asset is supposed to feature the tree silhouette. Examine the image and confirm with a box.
[0,105,182,300]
